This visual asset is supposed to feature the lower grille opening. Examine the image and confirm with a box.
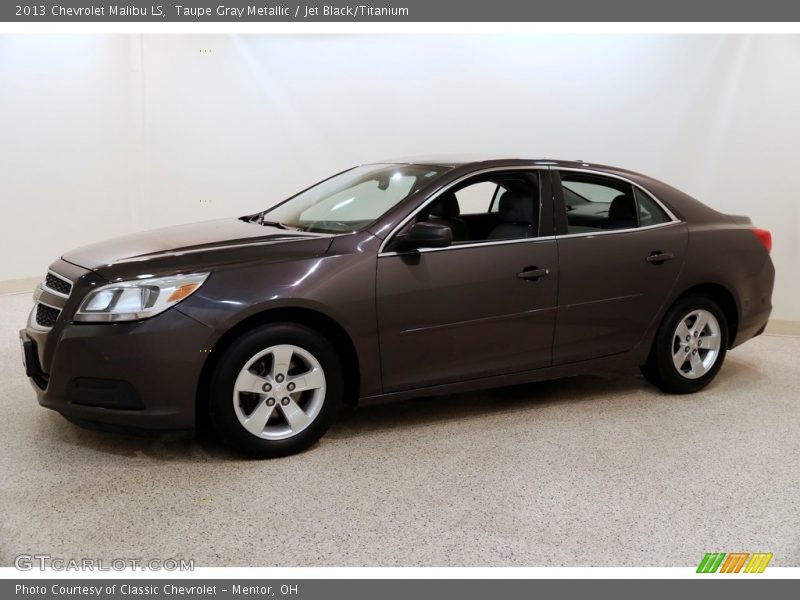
[68,378,144,411]
[21,338,49,390]
[35,303,60,328]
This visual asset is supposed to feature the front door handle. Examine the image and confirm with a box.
[517,267,550,281]
[645,251,674,264]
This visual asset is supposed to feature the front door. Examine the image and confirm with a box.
[376,169,558,392]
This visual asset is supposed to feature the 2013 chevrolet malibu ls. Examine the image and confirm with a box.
[20,158,775,457]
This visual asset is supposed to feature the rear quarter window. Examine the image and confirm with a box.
[635,188,671,226]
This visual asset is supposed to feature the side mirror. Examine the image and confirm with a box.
[394,222,453,251]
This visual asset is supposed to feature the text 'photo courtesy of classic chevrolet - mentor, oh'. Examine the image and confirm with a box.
[20,157,775,457]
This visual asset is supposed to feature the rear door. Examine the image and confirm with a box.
[552,169,688,364]
[376,169,558,392]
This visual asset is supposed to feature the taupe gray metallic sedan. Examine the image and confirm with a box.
[20,158,775,457]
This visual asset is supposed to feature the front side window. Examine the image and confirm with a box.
[407,171,540,244]
[259,164,445,233]
[455,181,502,215]
[558,172,670,233]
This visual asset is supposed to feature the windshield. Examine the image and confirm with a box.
[257,164,445,233]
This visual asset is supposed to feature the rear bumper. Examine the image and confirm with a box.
[732,305,771,347]
[21,308,213,431]
[731,255,775,349]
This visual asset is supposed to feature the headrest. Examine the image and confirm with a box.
[429,192,460,218]
[608,194,636,221]
[497,190,535,224]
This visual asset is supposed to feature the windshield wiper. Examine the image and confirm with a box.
[259,219,290,229]
[254,215,304,231]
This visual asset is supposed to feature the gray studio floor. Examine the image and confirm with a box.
[1,291,798,567]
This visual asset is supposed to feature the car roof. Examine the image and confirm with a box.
[370,156,677,192]
[371,155,623,171]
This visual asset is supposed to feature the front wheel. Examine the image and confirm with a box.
[209,323,343,458]
[641,295,728,394]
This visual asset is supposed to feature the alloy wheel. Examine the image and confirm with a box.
[232,344,326,440]
[671,309,722,380]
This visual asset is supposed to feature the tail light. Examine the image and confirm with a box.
[752,228,772,253]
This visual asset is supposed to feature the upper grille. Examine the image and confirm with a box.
[35,304,60,328]
[45,272,72,297]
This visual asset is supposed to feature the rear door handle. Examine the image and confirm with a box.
[517,267,550,281]
[645,251,674,264]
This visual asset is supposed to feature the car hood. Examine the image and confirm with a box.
[62,218,333,280]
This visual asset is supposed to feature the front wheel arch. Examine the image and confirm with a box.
[195,307,361,430]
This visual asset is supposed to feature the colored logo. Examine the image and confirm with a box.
[697,552,773,573]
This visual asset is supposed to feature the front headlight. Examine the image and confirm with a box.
[74,273,210,323]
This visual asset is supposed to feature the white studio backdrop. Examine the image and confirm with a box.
[0,34,798,320]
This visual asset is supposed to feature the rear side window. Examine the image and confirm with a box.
[559,172,637,233]
[558,172,672,233]
[635,188,671,226]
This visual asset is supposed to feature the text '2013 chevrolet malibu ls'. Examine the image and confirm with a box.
[20,158,775,457]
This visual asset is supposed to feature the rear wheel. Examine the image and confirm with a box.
[209,323,343,458]
[641,295,728,394]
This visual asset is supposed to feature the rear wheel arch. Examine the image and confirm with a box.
[668,283,739,349]
[196,307,361,429]
[642,293,729,393]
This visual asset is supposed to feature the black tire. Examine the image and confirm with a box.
[641,295,728,394]
[209,322,343,458]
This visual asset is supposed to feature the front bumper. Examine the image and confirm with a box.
[22,274,214,431]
